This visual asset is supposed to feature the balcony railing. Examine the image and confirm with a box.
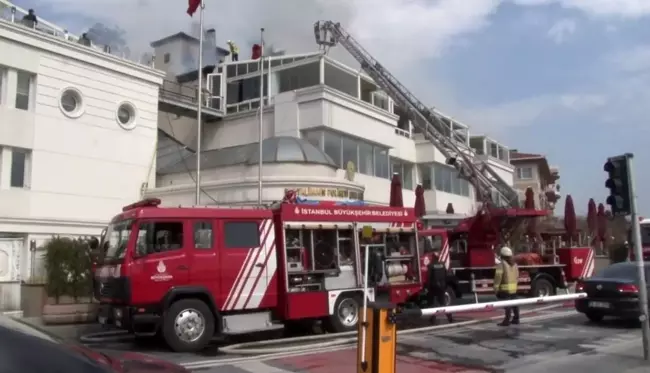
[159,79,224,114]
[0,0,155,67]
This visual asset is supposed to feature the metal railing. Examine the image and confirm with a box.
[0,0,155,67]
[159,79,224,112]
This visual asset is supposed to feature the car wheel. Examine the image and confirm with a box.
[586,312,604,323]
[325,294,361,333]
[162,299,214,353]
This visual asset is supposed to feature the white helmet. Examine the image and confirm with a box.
[500,246,513,257]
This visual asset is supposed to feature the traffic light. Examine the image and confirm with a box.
[604,154,632,216]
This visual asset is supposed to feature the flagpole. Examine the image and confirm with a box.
[257,28,265,207]
[195,0,205,205]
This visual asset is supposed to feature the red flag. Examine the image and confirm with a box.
[187,0,201,16]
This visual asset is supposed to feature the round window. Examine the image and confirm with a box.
[59,88,84,118]
[116,103,136,129]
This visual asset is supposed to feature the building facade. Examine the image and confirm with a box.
[148,34,518,223]
[509,150,561,212]
[0,7,164,311]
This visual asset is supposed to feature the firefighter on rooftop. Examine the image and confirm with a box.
[227,40,239,61]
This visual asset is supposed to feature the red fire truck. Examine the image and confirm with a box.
[95,197,422,352]
[414,212,595,304]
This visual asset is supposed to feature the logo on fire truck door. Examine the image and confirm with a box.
[151,261,173,282]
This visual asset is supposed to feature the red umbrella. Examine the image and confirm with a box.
[389,172,403,207]
[414,184,426,218]
[597,203,607,242]
[587,198,597,239]
[564,195,577,244]
[524,187,535,209]
[445,203,455,214]
[525,188,537,237]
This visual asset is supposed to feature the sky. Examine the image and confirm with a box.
[9,0,650,215]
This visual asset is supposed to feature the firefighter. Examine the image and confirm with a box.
[427,252,453,324]
[494,246,520,326]
[227,40,239,61]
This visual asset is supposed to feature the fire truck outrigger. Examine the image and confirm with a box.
[95,194,423,352]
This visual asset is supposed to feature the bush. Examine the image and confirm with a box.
[43,236,93,302]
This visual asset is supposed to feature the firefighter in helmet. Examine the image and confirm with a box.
[227,40,240,61]
[427,252,453,324]
[494,246,520,326]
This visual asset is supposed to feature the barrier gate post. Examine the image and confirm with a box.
[357,302,397,373]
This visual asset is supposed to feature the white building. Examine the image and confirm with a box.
[147,32,515,226]
[0,4,164,311]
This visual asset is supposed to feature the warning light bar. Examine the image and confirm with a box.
[122,198,161,212]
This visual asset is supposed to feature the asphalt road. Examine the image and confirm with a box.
[175,309,648,373]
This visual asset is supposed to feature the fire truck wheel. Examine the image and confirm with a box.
[444,286,456,306]
[162,299,215,353]
[326,294,362,333]
[530,278,556,297]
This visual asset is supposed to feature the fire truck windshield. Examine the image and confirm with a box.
[103,220,133,260]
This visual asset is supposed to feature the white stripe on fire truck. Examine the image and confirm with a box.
[583,249,595,278]
[244,226,277,309]
[440,241,450,269]
[231,220,273,310]
[224,219,270,310]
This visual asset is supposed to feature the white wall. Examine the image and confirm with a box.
[0,20,164,231]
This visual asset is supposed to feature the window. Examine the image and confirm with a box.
[391,158,414,189]
[419,235,442,254]
[116,102,136,130]
[430,163,470,197]
[15,71,31,110]
[163,53,170,64]
[324,62,358,97]
[193,221,213,249]
[489,142,499,158]
[374,148,389,179]
[517,167,533,180]
[224,222,260,248]
[341,137,357,170]
[358,142,373,175]
[59,88,84,118]
[10,149,28,188]
[0,68,4,104]
[418,165,432,190]
[135,222,184,256]
[324,132,342,167]
[304,131,322,150]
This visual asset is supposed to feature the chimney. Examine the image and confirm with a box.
[202,28,218,67]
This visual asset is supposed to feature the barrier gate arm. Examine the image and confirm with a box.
[358,292,588,373]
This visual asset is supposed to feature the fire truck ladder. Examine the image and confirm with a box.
[313,21,520,210]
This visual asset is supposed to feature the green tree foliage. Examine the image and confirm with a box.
[43,237,93,302]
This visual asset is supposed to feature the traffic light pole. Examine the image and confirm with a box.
[627,154,650,360]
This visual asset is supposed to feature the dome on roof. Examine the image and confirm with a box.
[246,136,337,167]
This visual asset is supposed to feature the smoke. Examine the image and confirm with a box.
[85,22,130,57]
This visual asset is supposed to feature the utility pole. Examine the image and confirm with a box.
[257,28,265,207]
[194,0,205,205]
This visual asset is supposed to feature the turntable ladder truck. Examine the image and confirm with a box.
[313,21,574,300]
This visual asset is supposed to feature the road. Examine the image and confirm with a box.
[176,309,646,373]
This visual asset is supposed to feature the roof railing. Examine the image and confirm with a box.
[0,0,155,68]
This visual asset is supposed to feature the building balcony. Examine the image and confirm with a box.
[159,79,224,120]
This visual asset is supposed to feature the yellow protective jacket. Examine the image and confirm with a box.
[494,261,518,294]
[228,42,239,54]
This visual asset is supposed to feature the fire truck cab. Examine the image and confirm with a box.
[95,198,421,352]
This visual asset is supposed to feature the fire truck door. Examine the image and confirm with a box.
[130,220,190,305]
[221,219,274,311]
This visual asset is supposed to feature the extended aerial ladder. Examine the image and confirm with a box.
[314,21,542,240]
